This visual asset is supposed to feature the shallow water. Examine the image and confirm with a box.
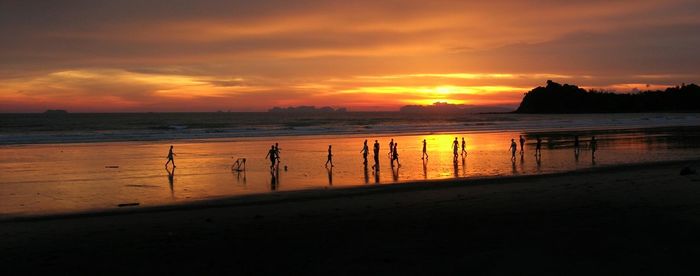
[1,127,700,216]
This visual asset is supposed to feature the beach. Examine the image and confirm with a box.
[3,159,700,275]
[4,125,700,217]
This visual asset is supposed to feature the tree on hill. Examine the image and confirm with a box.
[515,80,700,113]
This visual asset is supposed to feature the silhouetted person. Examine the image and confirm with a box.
[509,139,517,161]
[519,135,525,154]
[372,140,380,170]
[573,136,580,157]
[361,139,369,165]
[274,143,281,165]
[265,145,277,169]
[165,145,176,168]
[535,136,542,157]
[452,137,459,160]
[590,136,598,160]
[422,139,428,160]
[461,137,467,156]
[388,139,394,159]
[391,143,400,167]
[325,145,334,167]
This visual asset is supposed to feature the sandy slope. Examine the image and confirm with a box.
[2,160,700,275]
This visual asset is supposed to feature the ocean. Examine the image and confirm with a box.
[2,112,700,144]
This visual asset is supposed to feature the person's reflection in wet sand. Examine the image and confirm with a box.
[423,159,428,179]
[392,165,399,182]
[374,165,380,184]
[512,159,518,174]
[270,167,279,191]
[453,158,459,178]
[363,163,369,184]
[535,153,542,171]
[462,156,467,177]
[165,166,175,198]
[234,170,247,186]
[327,166,333,186]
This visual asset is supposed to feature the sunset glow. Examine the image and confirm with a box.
[1,1,699,112]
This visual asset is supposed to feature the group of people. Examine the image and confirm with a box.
[509,135,598,161]
[265,143,282,169]
[163,134,601,170]
[451,137,468,161]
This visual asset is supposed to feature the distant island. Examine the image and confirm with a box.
[400,102,513,114]
[268,106,347,113]
[516,80,700,113]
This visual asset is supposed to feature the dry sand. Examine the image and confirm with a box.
[2,160,700,275]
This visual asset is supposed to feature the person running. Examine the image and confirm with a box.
[452,137,459,159]
[509,139,518,161]
[391,143,400,167]
[422,139,428,160]
[535,136,542,157]
[461,137,467,156]
[372,140,380,169]
[165,145,176,168]
[361,139,369,165]
[265,145,277,169]
[325,145,334,167]
[388,139,394,159]
[590,136,598,159]
[519,135,525,154]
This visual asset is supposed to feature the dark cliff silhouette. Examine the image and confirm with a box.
[516,80,700,113]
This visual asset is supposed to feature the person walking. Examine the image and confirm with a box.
[265,145,277,169]
[388,139,394,159]
[422,139,429,160]
[452,137,459,160]
[372,140,380,170]
[325,145,334,167]
[361,139,369,165]
[165,145,176,168]
[509,139,518,161]
[461,137,468,156]
[391,143,400,167]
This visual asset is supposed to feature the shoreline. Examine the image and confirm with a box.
[3,158,699,222]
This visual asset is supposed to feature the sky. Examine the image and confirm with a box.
[1,0,699,112]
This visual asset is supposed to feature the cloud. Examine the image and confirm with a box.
[1,0,699,111]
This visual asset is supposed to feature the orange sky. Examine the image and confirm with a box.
[1,0,699,112]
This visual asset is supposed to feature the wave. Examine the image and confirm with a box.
[1,112,699,145]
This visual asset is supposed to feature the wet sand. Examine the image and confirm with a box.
[4,127,700,216]
[3,159,700,275]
